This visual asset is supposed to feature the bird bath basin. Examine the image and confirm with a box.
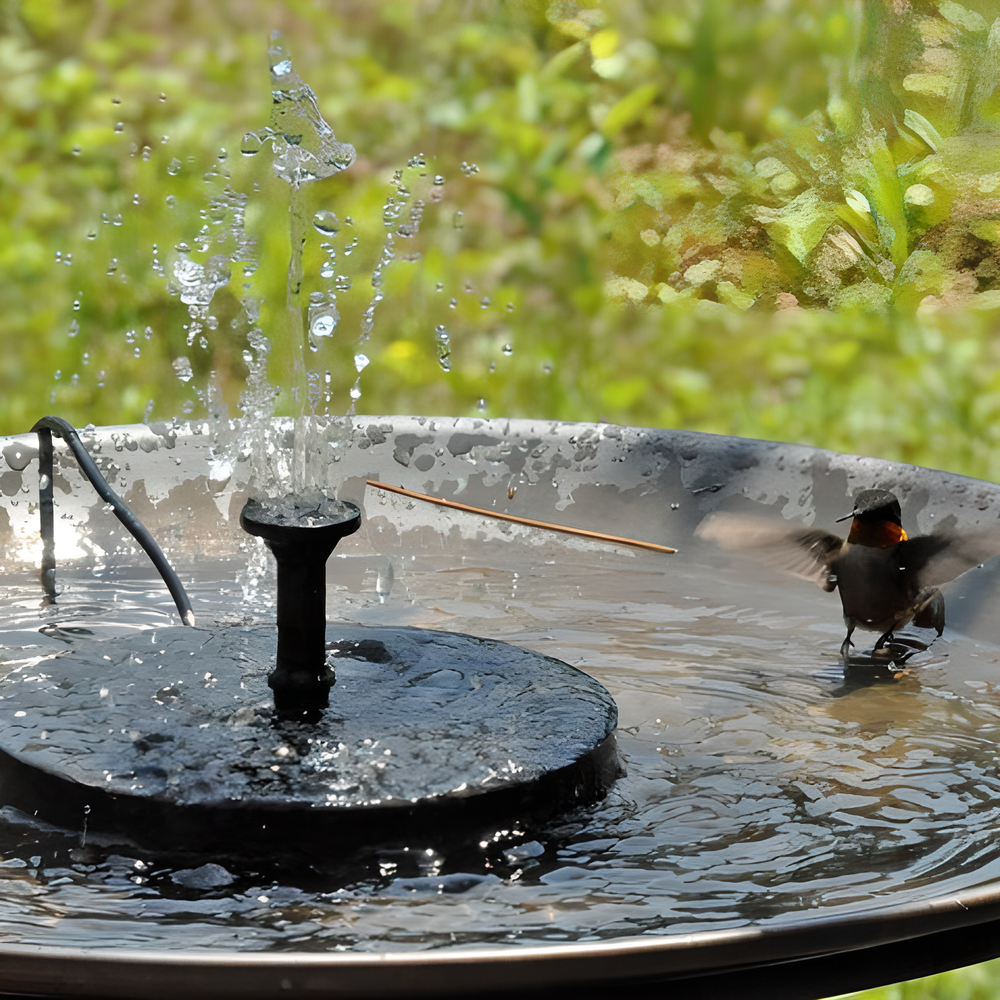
[0,414,999,998]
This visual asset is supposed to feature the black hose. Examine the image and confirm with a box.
[31,416,195,627]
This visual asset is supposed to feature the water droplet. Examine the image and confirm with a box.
[308,294,339,343]
[272,59,292,77]
[111,96,122,105]
[141,145,152,161]
[311,314,336,337]
[542,362,553,374]
[73,298,81,310]
[125,329,136,344]
[319,262,335,279]
[144,326,153,340]
[449,298,457,309]
[54,370,61,381]
[502,343,513,356]
[345,216,353,225]
[165,195,177,210]
[313,210,340,236]
[106,258,118,275]
[506,302,515,313]
[354,353,370,372]
[160,135,169,144]
[241,132,262,156]
[218,148,227,162]
[349,384,362,400]
[112,213,122,226]
[102,213,109,225]
[435,282,444,292]
[480,296,491,309]
[133,346,141,358]
[477,398,487,413]
[132,193,141,206]
[460,161,480,176]
[68,319,79,338]
[344,238,358,257]
[199,336,209,349]
[97,370,106,387]
[334,275,352,292]
[453,210,464,229]
[86,231,97,240]
[72,145,81,156]
[159,92,167,102]
[433,175,445,185]
[114,122,124,133]
[435,325,449,343]
[438,356,451,372]
[167,158,181,176]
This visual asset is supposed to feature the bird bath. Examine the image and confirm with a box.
[0,415,999,998]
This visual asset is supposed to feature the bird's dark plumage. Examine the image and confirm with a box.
[696,489,1000,660]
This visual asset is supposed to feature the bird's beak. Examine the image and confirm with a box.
[834,510,856,523]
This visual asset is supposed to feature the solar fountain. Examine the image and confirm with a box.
[5,34,1000,1000]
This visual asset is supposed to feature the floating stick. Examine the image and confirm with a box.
[366,480,677,554]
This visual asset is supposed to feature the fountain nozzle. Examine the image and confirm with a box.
[240,494,361,714]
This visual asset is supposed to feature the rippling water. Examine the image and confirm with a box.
[0,539,999,953]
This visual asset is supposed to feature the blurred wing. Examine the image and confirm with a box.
[901,530,1000,588]
[696,513,844,589]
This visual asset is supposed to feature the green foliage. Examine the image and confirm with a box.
[2,0,1000,487]
[0,0,996,480]
[838,957,1000,1000]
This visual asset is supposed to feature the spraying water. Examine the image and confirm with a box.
[243,32,356,391]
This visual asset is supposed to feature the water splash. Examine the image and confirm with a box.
[237,32,359,489]
[263,35,355,187]
[435,325,451,372]
[349,156,436,411]
[172,357,194,383]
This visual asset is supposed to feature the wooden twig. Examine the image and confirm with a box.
[366,480,677,554]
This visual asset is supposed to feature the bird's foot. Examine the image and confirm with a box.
[872,631,895,653]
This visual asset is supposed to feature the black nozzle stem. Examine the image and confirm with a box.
[240,495,361,714]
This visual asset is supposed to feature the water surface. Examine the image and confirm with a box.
[0,541,998,953]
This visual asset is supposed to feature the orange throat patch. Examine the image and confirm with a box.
[846,519,908,548]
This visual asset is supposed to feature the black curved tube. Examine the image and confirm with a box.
[31,416,195,627]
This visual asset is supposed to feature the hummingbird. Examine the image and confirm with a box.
[696,489,1000,661]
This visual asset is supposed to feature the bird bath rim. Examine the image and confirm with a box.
[0,876,997,997]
